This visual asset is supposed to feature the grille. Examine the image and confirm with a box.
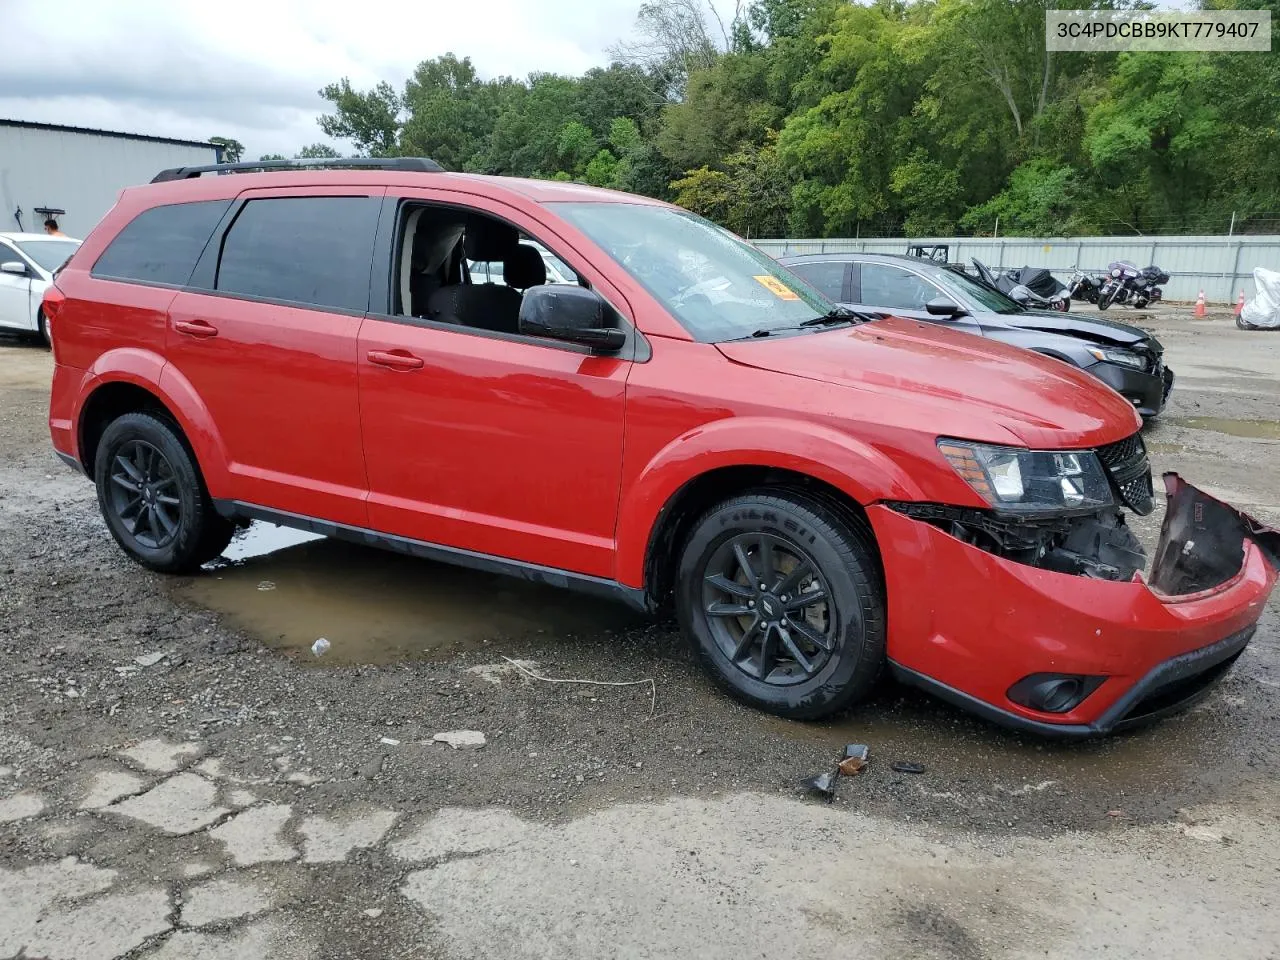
[1098,432,1155,515]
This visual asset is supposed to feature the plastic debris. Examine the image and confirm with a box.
[311,638,330,657]
[800,770,838,800]
[379,737,401,746]
[133,651,168,667]
[891,761,926,774]
[432,730,486,749]
[843,743,869,761]
[837,756,866,776]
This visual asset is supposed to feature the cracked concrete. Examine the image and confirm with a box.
[149,918,314,960]
[80,767,147,810]
[106,773,229,835]
[209,804,296,865]
[0,791,45,823]
[180,876,272,928]
[298,808,398,863]
[391,807,532,861]
[120,739,202,774]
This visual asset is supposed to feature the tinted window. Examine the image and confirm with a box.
[857,263,941,311]
[787,261,846,301]
[92,200,229,285]
[216,197,380,312]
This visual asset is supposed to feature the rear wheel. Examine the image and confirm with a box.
[676,490,886,719]
[93,412,233,573]
[36,310,50,347]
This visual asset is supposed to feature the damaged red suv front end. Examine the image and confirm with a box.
[876,470,1278,736]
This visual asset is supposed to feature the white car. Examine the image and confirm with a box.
[468,240,578,285]
[0,232,81,343]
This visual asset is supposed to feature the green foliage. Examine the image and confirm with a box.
[296,143,341,159]
[210,137,244,163]
[311,0,1279,237]
[258,153,286,162]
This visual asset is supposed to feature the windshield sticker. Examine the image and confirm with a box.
[753,275,800,300]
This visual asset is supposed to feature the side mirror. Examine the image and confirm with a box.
[1,261,28,276]
[925,297,965,317]
[519,285,626,353]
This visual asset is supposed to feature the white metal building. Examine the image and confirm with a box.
[0,120,222,240]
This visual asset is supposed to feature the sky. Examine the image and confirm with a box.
[0,0,740,159]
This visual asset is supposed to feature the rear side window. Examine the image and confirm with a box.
[787,261,846,301]
[92,200,229,286]
[215,197,380,313]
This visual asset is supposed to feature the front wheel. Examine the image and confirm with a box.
[676,490,886,719]
[94,412,234,573]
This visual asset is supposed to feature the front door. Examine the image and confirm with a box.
[165,188,383,526]
[357,192,633,578]
[0,241,33,332]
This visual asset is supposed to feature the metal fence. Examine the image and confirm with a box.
[754,235,1280,305]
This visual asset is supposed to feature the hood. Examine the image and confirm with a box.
[717,317,1141,448]
[981,308,1150,346]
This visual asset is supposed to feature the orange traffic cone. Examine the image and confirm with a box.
[1235,290,1246,317]
[1194,289,1207,319]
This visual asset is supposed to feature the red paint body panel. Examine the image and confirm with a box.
[45,168,1278,734]
[869,504,1276,726]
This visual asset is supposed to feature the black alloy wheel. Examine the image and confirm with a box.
[701,532,836,685]
[94,412,234,572]
[106,439,182,549]
[677,490,886,719]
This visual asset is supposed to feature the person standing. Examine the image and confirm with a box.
[43,218,66,237]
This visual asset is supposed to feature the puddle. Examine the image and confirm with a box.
[1168,417,1280,440]
[172,522,644,664]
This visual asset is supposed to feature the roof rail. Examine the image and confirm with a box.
[150,156,444,183]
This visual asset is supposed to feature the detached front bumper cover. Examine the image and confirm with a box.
[875,473,1280,738]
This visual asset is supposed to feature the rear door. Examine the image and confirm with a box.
[852,260,984,335]
[166,187,384,526]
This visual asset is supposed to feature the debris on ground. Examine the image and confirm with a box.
[311,638,330,657]
[257,580,277,591]
[500,656,657,718]
[432,730,487,750]
[133,651,169,667]
[891,761,926,774]
[799,770,838,801]
[362,908,384,919]
[838,743,869,775]
[379,737,401,747]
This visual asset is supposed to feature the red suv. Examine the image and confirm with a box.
[45,159,1278,734]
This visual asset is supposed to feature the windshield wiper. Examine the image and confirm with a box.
[798,306,874,327]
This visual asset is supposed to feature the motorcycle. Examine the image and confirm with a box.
[1098,261,1169,310]
[995,265,1070,311]
[1067,270,1104,305]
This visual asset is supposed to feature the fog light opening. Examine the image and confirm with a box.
[1007,673,1105,714]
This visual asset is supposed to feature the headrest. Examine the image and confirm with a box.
[412,218,464,274]
[504,243,547,290]
[464,216,519,261]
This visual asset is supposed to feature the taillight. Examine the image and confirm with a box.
[42,285,66,354]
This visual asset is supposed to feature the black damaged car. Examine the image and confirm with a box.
[780,252,1175,418]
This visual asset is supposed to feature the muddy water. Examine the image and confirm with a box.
[1167,416,1280,440]
[172,522,643,664]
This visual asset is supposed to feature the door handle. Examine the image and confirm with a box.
[173,319,218,338]
[366,349,424,371]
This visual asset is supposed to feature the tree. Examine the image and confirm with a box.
[610,0,745,99]
[318,78,402,156]
[210,137,244,163]
[258,153,286,162]
[296,143,341,159]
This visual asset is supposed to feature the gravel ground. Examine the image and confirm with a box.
[2,307,1278,959]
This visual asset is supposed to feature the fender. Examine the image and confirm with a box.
[614,416,927,587]
[73,348,232,494]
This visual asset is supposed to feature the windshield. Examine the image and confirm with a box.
[15,239,79,274]
[930,266,1023,315]
[550,202,833,340]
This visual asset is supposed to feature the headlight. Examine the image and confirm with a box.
[938,440,1114,514]
[1087,347,1145,369]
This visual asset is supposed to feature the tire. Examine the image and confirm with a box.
[36,310,50,347]
[1098,291,1113,311]
[675,490,886,719]
[93,412,234,573]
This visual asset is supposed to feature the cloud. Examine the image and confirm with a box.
[0,0,703,157]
